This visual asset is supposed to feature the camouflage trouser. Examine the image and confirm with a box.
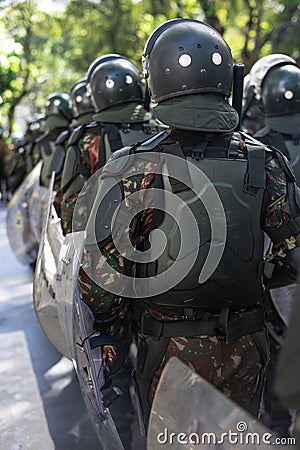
[152,334,263,407]
[134,331,268,433]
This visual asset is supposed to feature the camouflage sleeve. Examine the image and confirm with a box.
[263,155,300,266]
[78,243,124,320]
[84,135,100,175]
[78,161,156,320]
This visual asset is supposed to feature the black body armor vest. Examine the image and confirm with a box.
[134,135,267,313]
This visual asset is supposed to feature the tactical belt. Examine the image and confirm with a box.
[141,308,265,342]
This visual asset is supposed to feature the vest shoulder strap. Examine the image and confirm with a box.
[67,124,85,147]
[55,129,71,145]
[133,129,172,152]
[85,121,102,135]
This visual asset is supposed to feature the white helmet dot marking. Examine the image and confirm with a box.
[212,52,222,65]
[125,75,133,84]
[178,54,192,68]
[284,90,294,100]
[106,79,115,88]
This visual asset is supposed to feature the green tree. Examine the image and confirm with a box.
[0,0,299,132]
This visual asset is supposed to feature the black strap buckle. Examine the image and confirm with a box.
[215,308,229,341]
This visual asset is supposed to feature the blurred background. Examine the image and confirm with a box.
[0,0,299,138]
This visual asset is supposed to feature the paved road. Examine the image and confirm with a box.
[0,203,101,450]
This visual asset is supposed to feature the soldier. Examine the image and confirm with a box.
[60,54,158,236]
[65,55,160,449]
[241,54,297,135]
[254,60,300,437]
[255,62,300,178]
[24,113,46,174]
[78,18,300,437]
[48,80,97,218]
[59,76,97,235]
[6,134,27,194]
[34,92,72,218]
[6,114,45,196]
[38,92,72,188]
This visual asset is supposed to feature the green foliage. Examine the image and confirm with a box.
[0,0,299,132]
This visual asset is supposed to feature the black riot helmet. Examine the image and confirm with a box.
[45,92,73,122]
[248,54,297,102]
[44,92,72,133]
[142,18,239,132]
[261,63,300,134]
[27,113,46,134]
[88,56,144,113]
[69,79,94,119]
[86,54,135,82]
[143,18,234,102]
[241,54,297,130]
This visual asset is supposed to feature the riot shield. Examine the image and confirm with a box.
[269,284,296,326]
[6,162,45,265]
[56,232,125,449]
[33,172,70,358]
[148,357,289,450]
[28,179,52,248]
[56,231,87,358]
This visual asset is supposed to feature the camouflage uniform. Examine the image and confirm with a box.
[6,138,27,194]
[251,62,300,437]
[76,32,300,440]
[78,129,300,432]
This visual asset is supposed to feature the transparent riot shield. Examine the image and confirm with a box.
[6,162,46,265]
[56,232,125,449]
[28,177,51,248]
[269,284,296,327]
[56,231,86,358]
[33,172,70,358]
[148,357,290,450]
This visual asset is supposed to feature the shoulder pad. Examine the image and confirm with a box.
[55,129,71,145]
[67,125,85,146]
[272,147,296,182]
[133,129,171,152]
[102,147,132,176]
[100,129,172,176]
[85,121,102,135]
[35,132,47,144]
[241,131,296,182]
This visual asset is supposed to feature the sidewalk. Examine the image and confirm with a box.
[0,204,54,450]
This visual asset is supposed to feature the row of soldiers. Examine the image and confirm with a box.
[6,18,300,449]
